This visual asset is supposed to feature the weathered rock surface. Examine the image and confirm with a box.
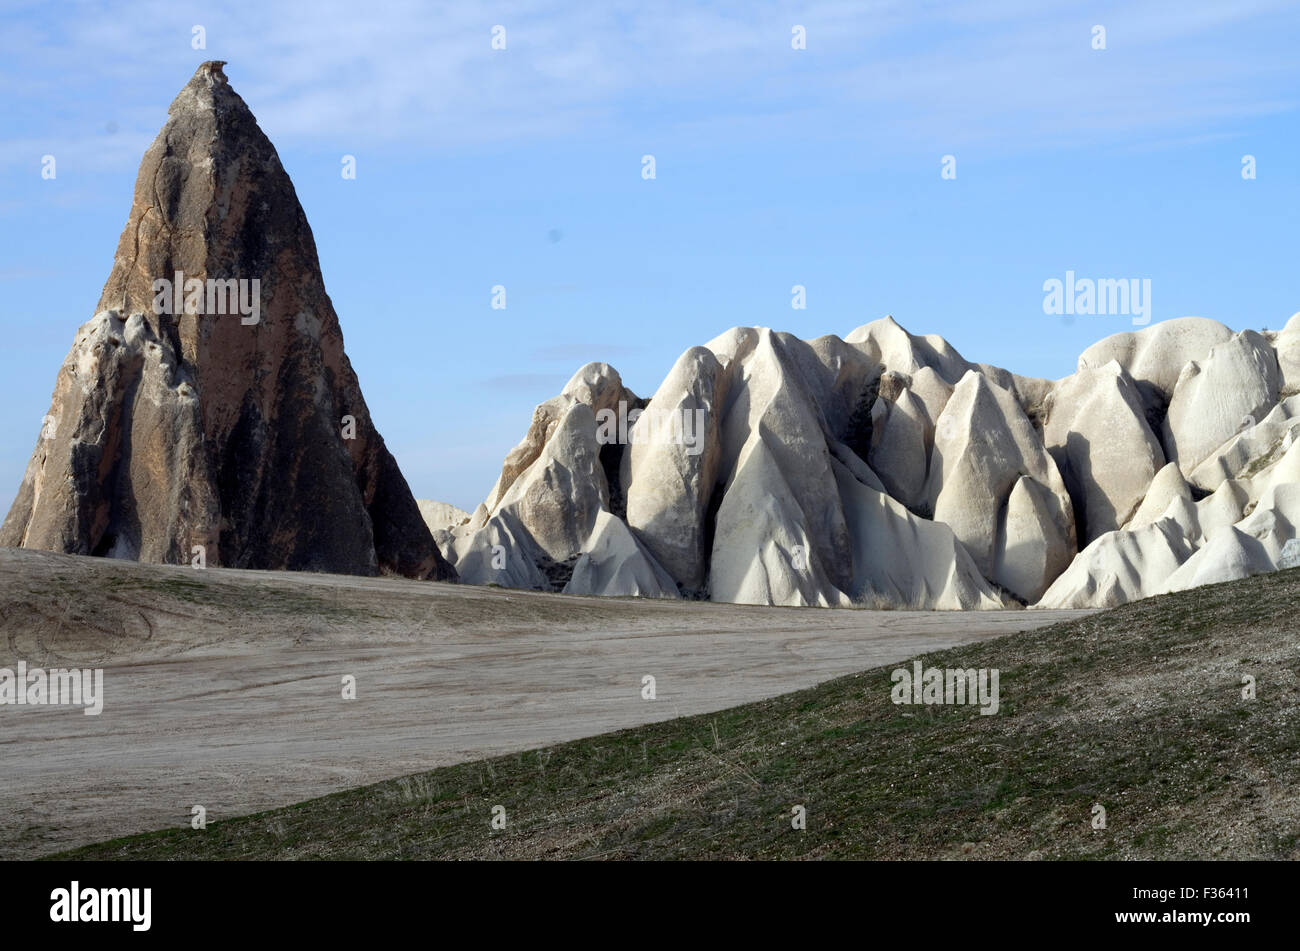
[1036,519,1195,610]
[1195,480,1249,543]
[704,329,857,606]
[1077,316,1234,403]
[1043,360,1165,543]
[1188,394,1300,492]
[992,475,1074,604]
[418,500,470,534]
[868,381,931,510]
[832,457,1004,610]
[417,500,470,555]
[1160,527,1272,592]
[2,63,453,580]
[1161,330,1279,477]
[565,510,679,598]
[440,309,1300,611]
[621,347,729,596]
[925,371,1076,600]
[440,363,676,594]
[18,73,1300,613]
[1126,462,1193,532]
[1268,312,1300,397]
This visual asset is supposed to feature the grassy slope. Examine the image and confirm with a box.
[55,568,1300,860]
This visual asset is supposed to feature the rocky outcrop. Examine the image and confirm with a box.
[1187,394,1300,491]
[1267,312,1300,397]
[418,500,470,533]
[566,510,680,598]
[1126,462,1194,532]
[440,363,674,595]
[1036,519,1196,610]
[1043,361,1164,543]
[1039,423,1300,608]
[925,371,1075,602]
[621,347,730,596]
[833,457,1003,610]
[417,500,470,555]
[993,475,1075,604]
[867,379,932,510]
[431,308,1300,610]
[704,329,858,607]
[1,63,454,580]
[1077,317,1234,407]
[434,321,1015,608]
[19,71,1300,612]
[1161,331,1279,477]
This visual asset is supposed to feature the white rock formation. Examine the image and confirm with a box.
[441,364,674,594]
[868,381,932,510]
[438,312,1300,612]
[1188,395,1300,492]
[1269,312,1300,397]
[1161,331,1279,477]
[992,476,1074,603]
[832,457,1004,610]
[1195,480,1248,543]
[1037,519,1195,610]
[1043,360,1164,543]
[1077,316,1234,400]
[705,329,857,606]
[1158,526,1275,594]
[926,371,1075,601]
[1126,462,1193,531]
[907,367,957,429]
[621,346,730,596]
[417,500,470,533]
[565,510,679,598]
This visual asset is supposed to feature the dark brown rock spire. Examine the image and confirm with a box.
[2,62,456,581]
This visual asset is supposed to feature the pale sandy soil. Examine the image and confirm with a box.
[0,548,1089,858]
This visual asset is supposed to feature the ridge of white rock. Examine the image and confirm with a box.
[435,312,1300,610]
[1077,317,1234,403]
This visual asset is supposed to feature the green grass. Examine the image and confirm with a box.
[52,568,1300,860]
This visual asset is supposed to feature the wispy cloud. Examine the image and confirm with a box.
[0,0,1295,170]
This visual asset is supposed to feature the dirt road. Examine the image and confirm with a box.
[0,548,1089,858]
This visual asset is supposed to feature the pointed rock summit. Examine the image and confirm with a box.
[2,63,454,579]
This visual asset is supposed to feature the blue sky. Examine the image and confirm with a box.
[1,0,1297,510]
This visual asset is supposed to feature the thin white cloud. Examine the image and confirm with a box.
[0,0,1294,167]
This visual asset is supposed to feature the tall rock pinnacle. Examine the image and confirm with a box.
[2,62,456,580]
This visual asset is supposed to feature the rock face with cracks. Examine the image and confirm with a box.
[2,63,454,581]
